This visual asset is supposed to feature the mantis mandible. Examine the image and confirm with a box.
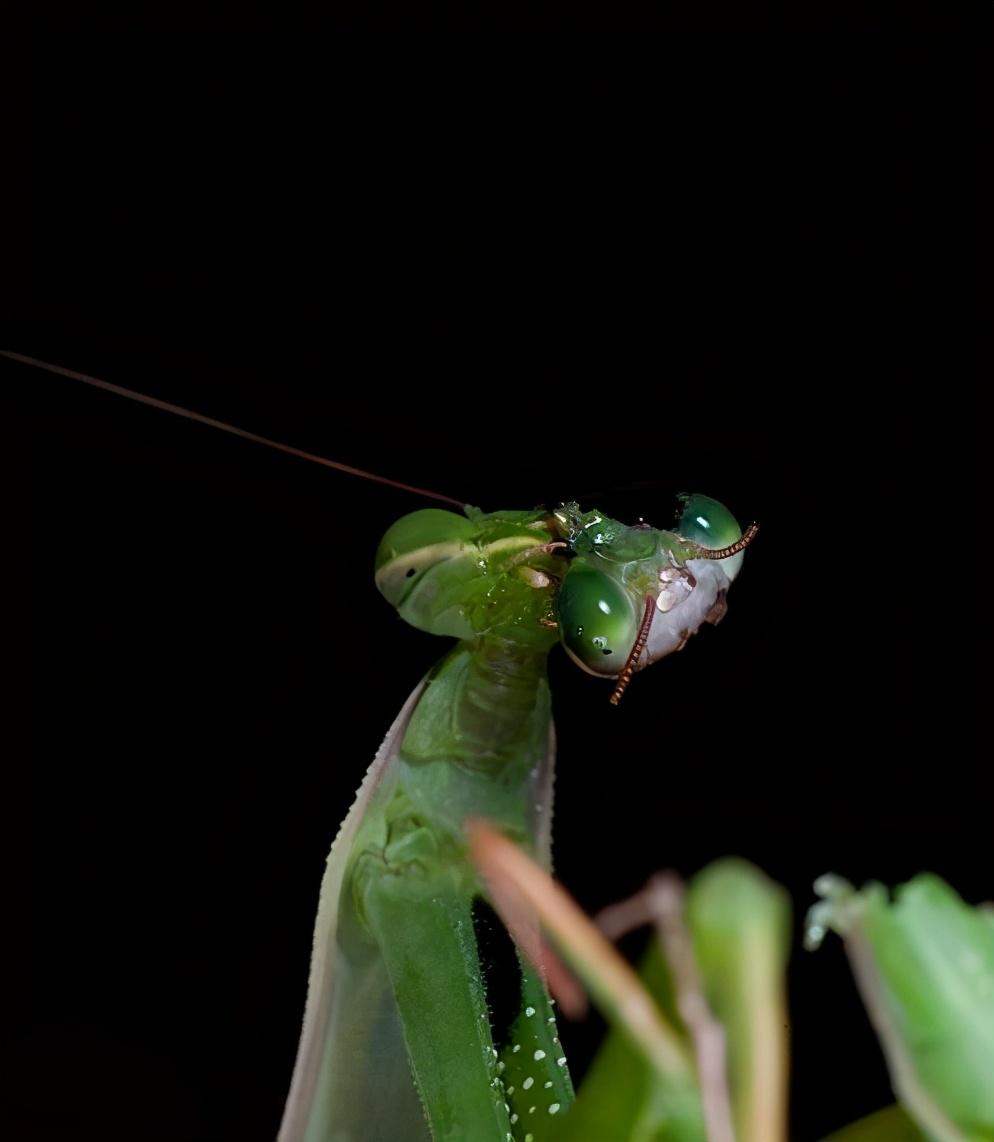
[12,352,756,1141]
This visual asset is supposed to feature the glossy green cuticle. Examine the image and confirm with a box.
[374,508,476,571]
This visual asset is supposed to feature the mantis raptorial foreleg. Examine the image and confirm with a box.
[362,876,511,1140]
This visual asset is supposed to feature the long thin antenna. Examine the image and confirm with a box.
[4,350,466,508]
[609,594,657,706]
[688,523,760,560]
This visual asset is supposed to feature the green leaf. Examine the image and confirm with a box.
[821,1104,925,1141]
[561,858,791,1142]
[687,859,791,1142]
[561,941,698,1142]
[808,874,994,1141]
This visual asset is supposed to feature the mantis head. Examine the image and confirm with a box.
[554,495,757,704]
[371,495,756,704]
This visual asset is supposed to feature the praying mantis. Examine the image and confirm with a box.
[11,351,754,1137]
[19,349,991,1142]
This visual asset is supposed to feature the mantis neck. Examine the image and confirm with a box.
[396,635,554,845]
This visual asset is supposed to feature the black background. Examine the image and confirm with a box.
[5,10,987,1141]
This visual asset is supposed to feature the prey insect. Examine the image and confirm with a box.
[12,351,756,1142]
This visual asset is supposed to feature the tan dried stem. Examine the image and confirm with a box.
[597,875,737,1142]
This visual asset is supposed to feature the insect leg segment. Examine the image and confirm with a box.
[500,965,574,1128]
[357,855,514,1140]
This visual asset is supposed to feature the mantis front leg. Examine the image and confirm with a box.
[359,843,513,1141]
[356,813,574,1142]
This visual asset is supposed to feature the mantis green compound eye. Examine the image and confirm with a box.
[677,493,745,581]
[556,562,637,677]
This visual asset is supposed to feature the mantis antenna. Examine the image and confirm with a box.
[3,350,466,508]
[608,523,760,706]
[609,595,657,707]
[686,523,759,560]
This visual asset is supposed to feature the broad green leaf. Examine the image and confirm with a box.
[561,859,790,1142]
[822,1104,925,1141]
[561,940,700,1142]
[807,874,994,1142]
[687,859,791,1142]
